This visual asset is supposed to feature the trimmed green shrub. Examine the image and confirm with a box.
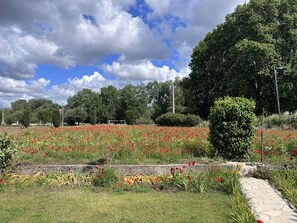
[22,110,30,128]
[0,132,18,172]
[184,114,202,127]
[89,108,97,125]
[156,113,185,126]
[156,113,201,127]
[52,109,61,128]
[209,97,256,160]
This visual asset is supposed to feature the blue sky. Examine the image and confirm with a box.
[0,0,247,108]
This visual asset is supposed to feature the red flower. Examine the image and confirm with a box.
[95,165,99,169]
[292,149,297,157]
[216,177,223,182]
[256,220,264,223]
[180,169,184,174]
[183,165,187,169]
[170,167,175,171]
[192,161,196,166]
[187,175,191,180]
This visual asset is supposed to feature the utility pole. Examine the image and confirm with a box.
[274,67,283,116]
[172,85,175,113]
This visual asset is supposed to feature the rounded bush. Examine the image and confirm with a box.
[209,97,256,160]
[184,114,202,127]
[156,113,201,127]
[155,113,185,126]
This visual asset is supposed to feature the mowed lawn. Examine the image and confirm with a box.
[0,188,230,223]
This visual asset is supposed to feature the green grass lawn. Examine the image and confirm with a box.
[0,188,231,223]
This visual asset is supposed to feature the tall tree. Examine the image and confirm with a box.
[64,107,87,125]
[22,110,30,128]
[188,0,297,117]
[11,100,28,112]
[116,85,147,124]
[67,89,102,123]
[52,109,61,128]
[100,85,118,122]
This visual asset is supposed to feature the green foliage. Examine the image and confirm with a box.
[270,170,297,206]
[89,108,97,125]
[11,100,28,112]
[188,0,297,117]
[260,112,297,129]
[92,167,118,188]
[22,110,30,128]
[156,113,185,126]
[0,132,18,172]
[183,139,215,158]
[156,113,202,127]
[52,109,61,128]
[167,165,241,194]
[64,107,87,125]
[116,84,148,125]
[184,114,202,127]
[229,190,257,223]
[209,97,256,160]
[0,172,92,190]
[37,109,53,124]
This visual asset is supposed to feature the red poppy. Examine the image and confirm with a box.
[256,220,264,223]
[192,161,196,166]
[216,177,223,182]
[292,149,297,157]
[180,169,184,174]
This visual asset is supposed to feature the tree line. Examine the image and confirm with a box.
[2,79,187,126]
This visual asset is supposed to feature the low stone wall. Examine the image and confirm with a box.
[11,162,262,176]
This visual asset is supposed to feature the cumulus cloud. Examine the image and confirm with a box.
[0,71,120,108]
[0,0,249,108]
[102,60,190,81]
[145,0,247,67]
[0,76,51,108]
[0,0,168,79]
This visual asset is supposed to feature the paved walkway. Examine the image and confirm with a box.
[240,177,297,223]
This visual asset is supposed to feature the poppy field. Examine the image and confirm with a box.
[9,125,297,165]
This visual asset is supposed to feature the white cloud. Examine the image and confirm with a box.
[145,0,171,16]
[0,72,116,108]
[0,0,168,79]
[0,76,51,108]
[103,60,190,81]
[46,71,122,106]
[144,0,247,68]
[0,0,249,108]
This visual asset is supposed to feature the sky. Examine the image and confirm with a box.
[0,0,247,108]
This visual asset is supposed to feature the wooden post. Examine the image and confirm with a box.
[261,108,264,163]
